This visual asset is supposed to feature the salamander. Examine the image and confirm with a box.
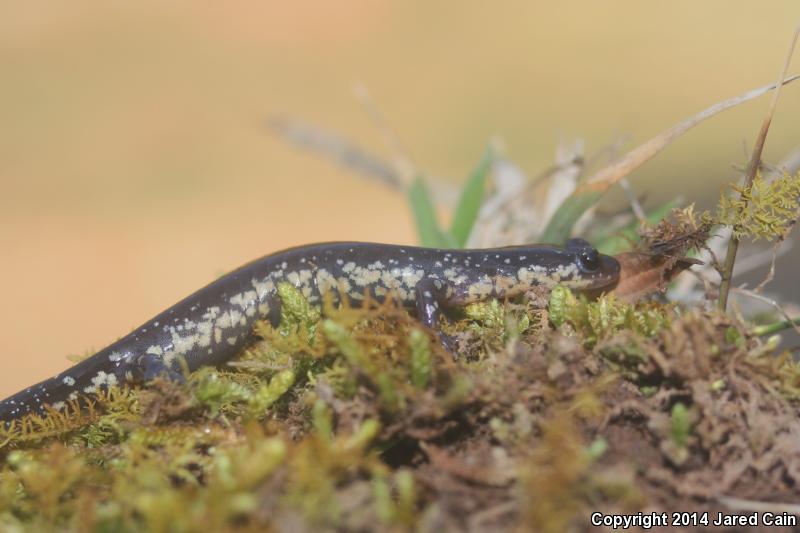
[0,239,619,422]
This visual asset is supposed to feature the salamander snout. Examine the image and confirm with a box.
[565,238,620,289]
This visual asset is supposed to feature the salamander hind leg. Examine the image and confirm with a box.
[413,278,459,354]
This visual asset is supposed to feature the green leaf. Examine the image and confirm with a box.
[449,147,493,247]
[540,189,603,244]
[407,176,454,248]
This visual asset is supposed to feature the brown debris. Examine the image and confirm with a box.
[611,209,710,301]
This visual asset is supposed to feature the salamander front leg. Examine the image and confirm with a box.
[414,279,459,354]
[119,353,185,386]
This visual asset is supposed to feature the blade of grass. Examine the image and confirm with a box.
[540,75,800,244]
[540,189,603,244]
[750,317,800,337]
[408,176,455,248]
[449,147,494,247]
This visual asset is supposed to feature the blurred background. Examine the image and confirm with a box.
[1,1,799,395]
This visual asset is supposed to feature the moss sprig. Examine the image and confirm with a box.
[548,286,671,347]
[717,171,800,241]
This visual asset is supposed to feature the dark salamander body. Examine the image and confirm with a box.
[0,239,619,422]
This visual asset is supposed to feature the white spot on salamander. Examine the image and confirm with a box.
[315,269,337,293]
[400,268,424,288]
[251,278,276,300]
[146,345,163,356]
[467,276,494,299]
[349,265,381,287]
[91,371,118,388]
[196,320,213,347]
[169,328,198,356]
[216,309,243,329]
[62,376,76,386]
[229,291,257,310]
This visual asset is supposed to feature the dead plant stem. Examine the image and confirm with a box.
[718,27,799,310]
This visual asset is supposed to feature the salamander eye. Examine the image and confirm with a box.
[578,249,600,272]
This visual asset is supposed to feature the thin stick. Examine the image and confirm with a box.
[767,144,800,177]
[619,177,647,222]
[752,240,787,293]
[733,286,800,336]
[268,116,402,189]
[735,239,792,278]
[718,27,800,310]
[353,82,418,185]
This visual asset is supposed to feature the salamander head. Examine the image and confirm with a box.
[561,238,620,291]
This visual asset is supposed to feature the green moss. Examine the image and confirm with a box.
[0,277,798,531]
[548,286,671,347]
[276,281,322,341]
[717,172,800,241]
[191,368,251,417]
[248,368,296,416]
[408,329,432,389]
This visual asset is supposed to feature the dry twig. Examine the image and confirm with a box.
[718,28,800,310]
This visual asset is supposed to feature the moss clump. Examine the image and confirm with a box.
[548,286,670,346]
[717,172,800,241]
[0,284,798,532]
